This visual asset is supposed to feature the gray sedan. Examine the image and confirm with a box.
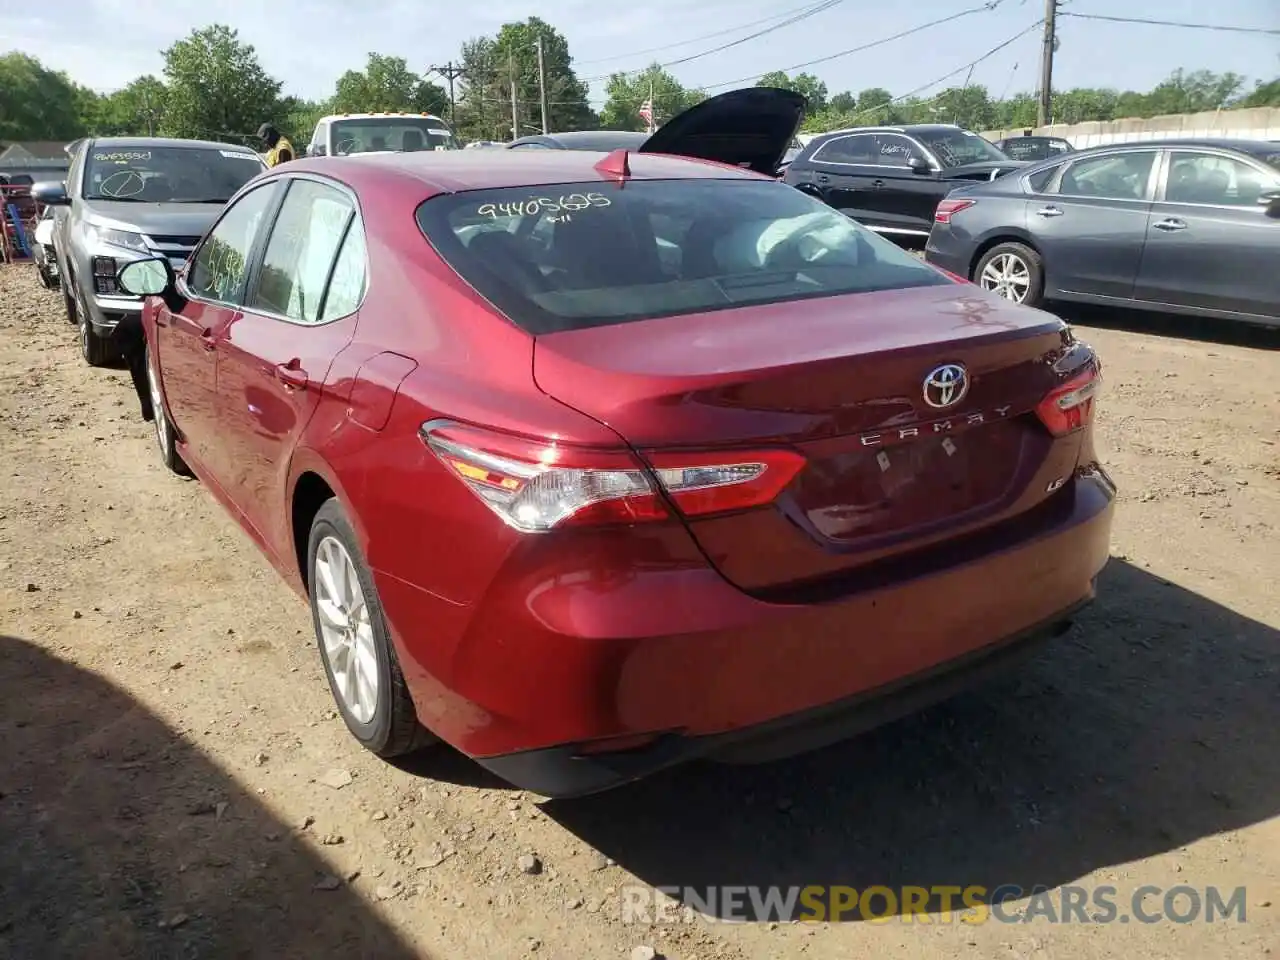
[924,138,1280,327]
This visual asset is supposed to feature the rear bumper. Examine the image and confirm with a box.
[382,471,1115,796]
[478,606,1083,798]
[923,226,973,278]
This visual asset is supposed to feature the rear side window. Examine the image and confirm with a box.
[416,178,949,334]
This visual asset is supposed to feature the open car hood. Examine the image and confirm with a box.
[638,87,806,177]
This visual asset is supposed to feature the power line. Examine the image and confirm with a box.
[839,20,1043,125]
[1059,12,1280,36]
[697,0,1010,91]
[582,0,845,82]
[574,0,840,66]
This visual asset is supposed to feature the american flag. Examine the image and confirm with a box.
[638,98,654,129]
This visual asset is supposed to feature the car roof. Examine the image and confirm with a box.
[88,135,259,155]
[284,149,764,196]
[525,131,649,151]
[320,113,448,123]
[1072,137,1277,153]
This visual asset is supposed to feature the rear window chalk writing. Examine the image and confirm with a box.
[476,193,611,218]
[93,151,151,162]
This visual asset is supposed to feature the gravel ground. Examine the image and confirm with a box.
[1,262,1277,959]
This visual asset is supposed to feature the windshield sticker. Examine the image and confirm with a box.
[476,193,611,219]
[93,151,151,162]
[220,150,260,160]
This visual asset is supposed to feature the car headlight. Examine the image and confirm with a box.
[89,225,150,254]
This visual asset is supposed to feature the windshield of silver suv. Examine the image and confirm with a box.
[916,129,1011,167]
[84,145,265,203]
[331,117,459,155]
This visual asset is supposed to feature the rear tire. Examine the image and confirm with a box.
[974,241,1044,307]
[307,499,437,758]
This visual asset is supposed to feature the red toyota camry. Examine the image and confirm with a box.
[117,89,1114,798]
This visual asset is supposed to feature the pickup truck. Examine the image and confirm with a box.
[305,112,460,156]
[32,136,265,366]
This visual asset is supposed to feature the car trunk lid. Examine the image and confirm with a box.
[533,284,1081,591]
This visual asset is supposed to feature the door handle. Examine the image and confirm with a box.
[1036,205,1064,217]
[872,179,886,188]
[1153,218,1187,231]
[274,361,309,390]
[815,173,830,183]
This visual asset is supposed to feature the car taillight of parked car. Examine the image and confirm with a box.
[1034,364,1101,437]
[933,198,976,224]
[421,421,807,532]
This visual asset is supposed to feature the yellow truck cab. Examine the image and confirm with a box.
[305,112,460,157]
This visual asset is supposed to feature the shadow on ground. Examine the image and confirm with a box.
[0,634,424,958]
[544,560,1279,919]
[1053,302,1280,350]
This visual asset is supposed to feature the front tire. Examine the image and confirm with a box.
[974,241,1044,307]
[307,499,436,758]
[74,283,114,367]
[145,345,189,476]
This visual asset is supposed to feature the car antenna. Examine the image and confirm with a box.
[594,148,631,181]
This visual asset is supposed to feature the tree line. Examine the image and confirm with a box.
[3,20,1278,150]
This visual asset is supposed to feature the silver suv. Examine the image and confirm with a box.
[33,137,266,366]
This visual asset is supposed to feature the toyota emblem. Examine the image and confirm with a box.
[922,363,968,409]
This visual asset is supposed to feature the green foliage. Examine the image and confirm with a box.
[454,18,596,141]
[0,52,91,140]
[757,71,828,112]
[331,53,447,116]
[599,64,705,132]
[161,25,282,143]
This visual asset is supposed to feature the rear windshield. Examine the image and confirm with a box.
[84,145,265,203]
[1000,138,1072,161]
[330,118,458,154]
[416,178,949,334]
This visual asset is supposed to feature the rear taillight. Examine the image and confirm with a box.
[421,422,805,532]
[934,198,975,224]
[1035,366,1101,436]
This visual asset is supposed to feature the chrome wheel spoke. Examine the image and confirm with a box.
[312,534,379,725]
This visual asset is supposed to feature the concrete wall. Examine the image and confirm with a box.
[982,107,1280,148]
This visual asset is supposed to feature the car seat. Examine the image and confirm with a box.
[402,130,425,152]
[466,230,549,297]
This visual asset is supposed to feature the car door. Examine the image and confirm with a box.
[868,133,942,236]
[210,175,367,555]
[803,133,883,223]
[1028,148,1160,300]
[1133,149,1280,319]
[155,180,281,470]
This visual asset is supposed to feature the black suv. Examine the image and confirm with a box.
[783,124,1026,240]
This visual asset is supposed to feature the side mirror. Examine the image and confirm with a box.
[117,257,185,313]
[1258,190,1280,215]
[309,144,327,157]
[31,181,70,206]
[907,156,931,175]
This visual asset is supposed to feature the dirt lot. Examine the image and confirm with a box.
[1,263,1277,960]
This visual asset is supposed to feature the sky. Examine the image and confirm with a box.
[9,0,1279,112]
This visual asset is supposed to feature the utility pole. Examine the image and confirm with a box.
[508,50,519,141]
[1037,0,1058,128]
[428,62,466,126]
[535,36,550,135]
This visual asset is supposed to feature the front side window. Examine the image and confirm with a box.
[812,133,878,165]
[417,178,949,335]
[330,118,458,155]
[186,183,280,304]
[251,179,355,323]
[1056,151,1157,201]
[915,129,1008,168]
[1165,151,1279,207]
[83,145,265,203]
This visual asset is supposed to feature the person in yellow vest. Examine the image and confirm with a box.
[258,123,295,167]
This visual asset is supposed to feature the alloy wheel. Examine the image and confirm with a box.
[979,252,1031,302]
[314,535,380,724]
